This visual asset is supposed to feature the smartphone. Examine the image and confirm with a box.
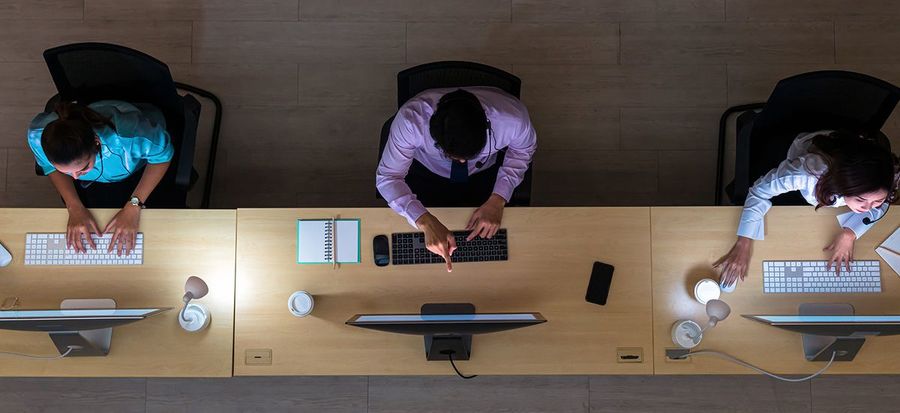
[585,261,614,306]
[373,235,390,267]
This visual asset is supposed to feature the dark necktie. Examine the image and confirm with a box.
[450,160,468,183]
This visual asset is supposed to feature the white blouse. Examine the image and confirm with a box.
[737,131,888,240]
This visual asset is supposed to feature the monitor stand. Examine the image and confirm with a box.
[50,298,116,357]
[799,303,866,362]
[422,303,474,361]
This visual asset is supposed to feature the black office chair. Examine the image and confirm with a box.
[716,70,900,206]
[38,42,222,208]
[376,61,533,206]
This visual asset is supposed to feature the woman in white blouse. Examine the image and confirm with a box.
[716,130,898,288]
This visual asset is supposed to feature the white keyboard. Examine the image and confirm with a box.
[24,233,143,266]
[762,260,881,294]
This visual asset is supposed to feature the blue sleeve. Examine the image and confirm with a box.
[136,129,174,164]
[100,101,174,164]
[26,112,59,176]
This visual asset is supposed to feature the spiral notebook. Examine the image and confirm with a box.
[297,218,361,264]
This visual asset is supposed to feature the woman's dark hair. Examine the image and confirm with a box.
[429,89,488,160]
[40,102,114,166]
[809,130,899,209]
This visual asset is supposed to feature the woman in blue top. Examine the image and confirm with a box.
[27,100,174,255]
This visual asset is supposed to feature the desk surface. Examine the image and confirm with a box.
[0,209,236,377]
[234,207,653,375]
[652,206,900,374]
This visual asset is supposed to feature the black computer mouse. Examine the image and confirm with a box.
[373,235,390,266]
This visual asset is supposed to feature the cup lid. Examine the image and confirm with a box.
[289,291,313,315]
[694,278,721,304]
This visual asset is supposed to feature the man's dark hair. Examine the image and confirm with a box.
[429,89,488,160]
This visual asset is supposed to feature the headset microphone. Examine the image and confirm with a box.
[862,203,890,225]
[475,121,494,169]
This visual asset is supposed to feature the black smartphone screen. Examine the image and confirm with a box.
[373,235,390,267]
[585,261,614,305]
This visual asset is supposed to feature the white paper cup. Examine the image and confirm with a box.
[694,278,722,304]
[288,291,315,317]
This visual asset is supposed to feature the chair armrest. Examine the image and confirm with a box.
[729,111,761,205]
[176,94,201,190]
[716,103,765,205]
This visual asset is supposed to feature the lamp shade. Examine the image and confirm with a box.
[184,276,209,300]
[706,299,731,322]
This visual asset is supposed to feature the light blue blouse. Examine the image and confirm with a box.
[27,100,174,183]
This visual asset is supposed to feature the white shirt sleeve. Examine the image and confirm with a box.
[837,203,890,239]
[737,156,819,240]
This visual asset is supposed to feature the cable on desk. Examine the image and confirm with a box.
[0,345,77,360]
[684,349,836,382]
[446,352,477,380]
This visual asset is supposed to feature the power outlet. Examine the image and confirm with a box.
[616,347,644,363]
[664,348,692,363]
[245,349,272,365]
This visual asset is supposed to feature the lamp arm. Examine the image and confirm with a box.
[180,293,193,322]
[688,317,720,340]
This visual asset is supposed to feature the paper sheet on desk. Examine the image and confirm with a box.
[875,226,900,276]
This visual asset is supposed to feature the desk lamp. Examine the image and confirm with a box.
[671,299,731,348]
[179,276,211,332]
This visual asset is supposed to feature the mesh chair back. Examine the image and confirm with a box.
[43,43,185,146]
[747,70,900,185]
[397,61,521,107]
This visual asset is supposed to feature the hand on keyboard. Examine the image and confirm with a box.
[104,206,142,256]
[714,236,752,288]
[824,228,855,275]
[415,213,457,272]
[466,194,505,241]
[66,206,101,253]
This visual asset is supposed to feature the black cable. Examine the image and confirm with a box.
[446,351,477,379]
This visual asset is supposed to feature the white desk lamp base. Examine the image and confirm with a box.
[671,320,702,349]
[179,303,210,332]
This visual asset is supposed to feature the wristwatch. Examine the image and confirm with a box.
[129,195,146,209]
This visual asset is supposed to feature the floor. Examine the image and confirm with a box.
[1,0,899,208]
[2,1,900,411]
[3,375,900,412]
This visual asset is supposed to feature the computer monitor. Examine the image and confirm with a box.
[346,303,546,361]
[0,308,170,357]
[744,303,900,361]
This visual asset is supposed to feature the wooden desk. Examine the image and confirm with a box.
[0,209,235,377]
[235,208,652,375]
[651,206,900,374]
